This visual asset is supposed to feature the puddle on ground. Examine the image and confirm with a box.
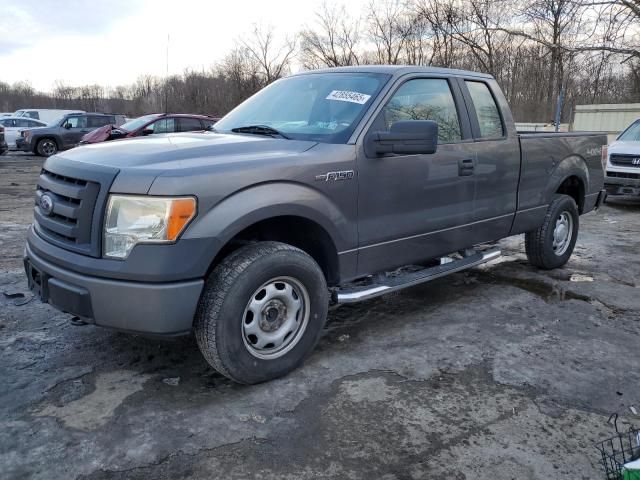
[35,370,152,431]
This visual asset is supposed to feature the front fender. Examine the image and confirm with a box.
[184,181,355,253]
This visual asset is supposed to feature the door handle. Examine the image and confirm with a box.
[458,158,474,176]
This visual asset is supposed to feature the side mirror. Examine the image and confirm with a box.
[63,123,72,129]
[142,128,154,136]
[366,120,438,157]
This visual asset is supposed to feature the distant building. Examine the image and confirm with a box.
[571,103,640,142]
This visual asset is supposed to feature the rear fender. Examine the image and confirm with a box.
[546,155,589,203]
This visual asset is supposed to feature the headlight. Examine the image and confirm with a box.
[104,195,196,259]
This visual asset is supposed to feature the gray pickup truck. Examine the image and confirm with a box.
[24,66,606,384]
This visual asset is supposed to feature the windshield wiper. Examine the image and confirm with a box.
[231,125,290,139]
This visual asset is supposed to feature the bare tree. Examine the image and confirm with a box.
[240,25,296,86]
[299,2,362,68]
[367,0,415,64]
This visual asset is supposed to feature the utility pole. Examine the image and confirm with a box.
[554,83,565,133]
[164,33,169,114]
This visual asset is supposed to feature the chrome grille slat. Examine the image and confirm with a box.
[610,154,640,168]
[38,173,86,199]
[35,190,80,219]
[34,209,78,238]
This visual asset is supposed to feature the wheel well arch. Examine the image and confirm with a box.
[208,215,340,286]
[555,175,585,213]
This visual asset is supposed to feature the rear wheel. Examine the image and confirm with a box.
[194,241,328,384]
[525,194,579,269]
[36,138,58,157]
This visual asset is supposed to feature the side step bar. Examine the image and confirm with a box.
[335,248,501,304]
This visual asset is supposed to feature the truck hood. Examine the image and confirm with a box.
[56,132,318,169]
[608,140,640,155]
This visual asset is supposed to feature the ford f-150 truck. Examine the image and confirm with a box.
[24,66,606,384]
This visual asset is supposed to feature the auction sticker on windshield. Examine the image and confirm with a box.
[326,90,371,104]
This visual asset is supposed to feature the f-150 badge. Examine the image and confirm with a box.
[315,170,355,182]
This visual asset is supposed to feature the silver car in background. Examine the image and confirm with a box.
[0,117,47,150]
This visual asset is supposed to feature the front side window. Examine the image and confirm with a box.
[379,78,462,143]
[63,116,87,128]
[618,120,640,141]
[214,72,390,144]
[465,81,504,139]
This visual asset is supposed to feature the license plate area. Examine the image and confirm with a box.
[25,260,49,302]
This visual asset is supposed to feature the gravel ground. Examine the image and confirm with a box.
[1,152,639,479]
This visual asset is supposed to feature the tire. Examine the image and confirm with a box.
[36,138,58,157]
[195,241,328,384]
[525,194,579,270]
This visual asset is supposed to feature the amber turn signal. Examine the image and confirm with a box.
[167,197,197,241]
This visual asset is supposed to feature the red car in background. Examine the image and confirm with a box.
[79,113,219,144]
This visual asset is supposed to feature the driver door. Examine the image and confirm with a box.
[356,77,478,275]
[61,115,89,147]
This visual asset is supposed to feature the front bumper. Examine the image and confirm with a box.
[24,241,204,335]
[15,137,30,152]
[605,172,640,195]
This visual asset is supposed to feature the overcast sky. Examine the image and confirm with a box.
[0,0,368,91]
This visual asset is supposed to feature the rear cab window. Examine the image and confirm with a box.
[465,81,504,139]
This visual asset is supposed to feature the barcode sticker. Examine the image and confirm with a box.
[326,90,371,104]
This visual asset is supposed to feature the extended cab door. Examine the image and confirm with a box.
[457,78,521,239]
[355,76,478,275]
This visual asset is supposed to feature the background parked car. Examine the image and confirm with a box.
[0,125,7,155]
[0,117,47,150]
[604,117,640,196]
[79,113,218,144]
[18,112,118,157]
[13,109,85,125]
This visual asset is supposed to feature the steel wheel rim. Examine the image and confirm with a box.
[241,276,310,360]
[552,211,573,256]
[41,140,56,156]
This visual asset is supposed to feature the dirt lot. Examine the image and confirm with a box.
[1,152,639,479]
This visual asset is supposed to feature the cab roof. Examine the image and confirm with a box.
[293,65,493,80]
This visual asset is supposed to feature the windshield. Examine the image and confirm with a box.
[119,114,161,132]
[618,120,640,141]
[214,72,391,143]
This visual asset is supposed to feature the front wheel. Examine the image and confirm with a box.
[194,241,328,384]
[525,194,579,269]
[36,138,58,157]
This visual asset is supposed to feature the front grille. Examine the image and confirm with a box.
[610,154,640,168]
[34,168,100,252]
[606,170,640,180]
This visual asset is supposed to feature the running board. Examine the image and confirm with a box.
[335,248,501,304]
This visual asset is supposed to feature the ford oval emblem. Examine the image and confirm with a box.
[39,194,54,216]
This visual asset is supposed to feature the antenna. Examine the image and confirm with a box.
[164,33,169,114]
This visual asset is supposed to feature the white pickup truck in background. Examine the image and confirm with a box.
[604,118,640,197]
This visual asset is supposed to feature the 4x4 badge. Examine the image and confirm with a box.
[315,170,355,182]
